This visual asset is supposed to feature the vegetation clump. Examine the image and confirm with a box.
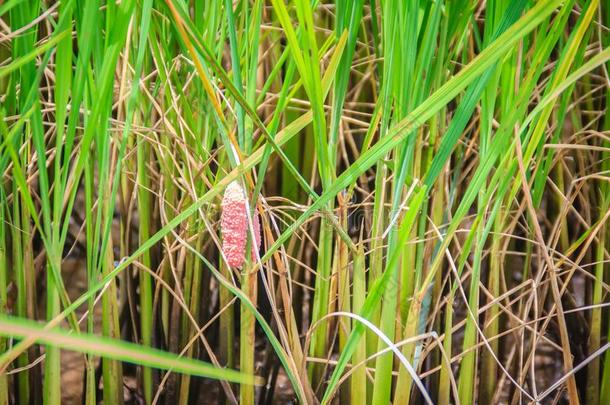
[0,1,608,404]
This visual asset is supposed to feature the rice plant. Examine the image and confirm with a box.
[0,0,608,403]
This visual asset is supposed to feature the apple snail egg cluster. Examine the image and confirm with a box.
[220,181,261,268]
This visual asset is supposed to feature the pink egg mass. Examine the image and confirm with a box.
[220,181,261,268]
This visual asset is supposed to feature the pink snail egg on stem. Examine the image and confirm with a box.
[220,181,261,268]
